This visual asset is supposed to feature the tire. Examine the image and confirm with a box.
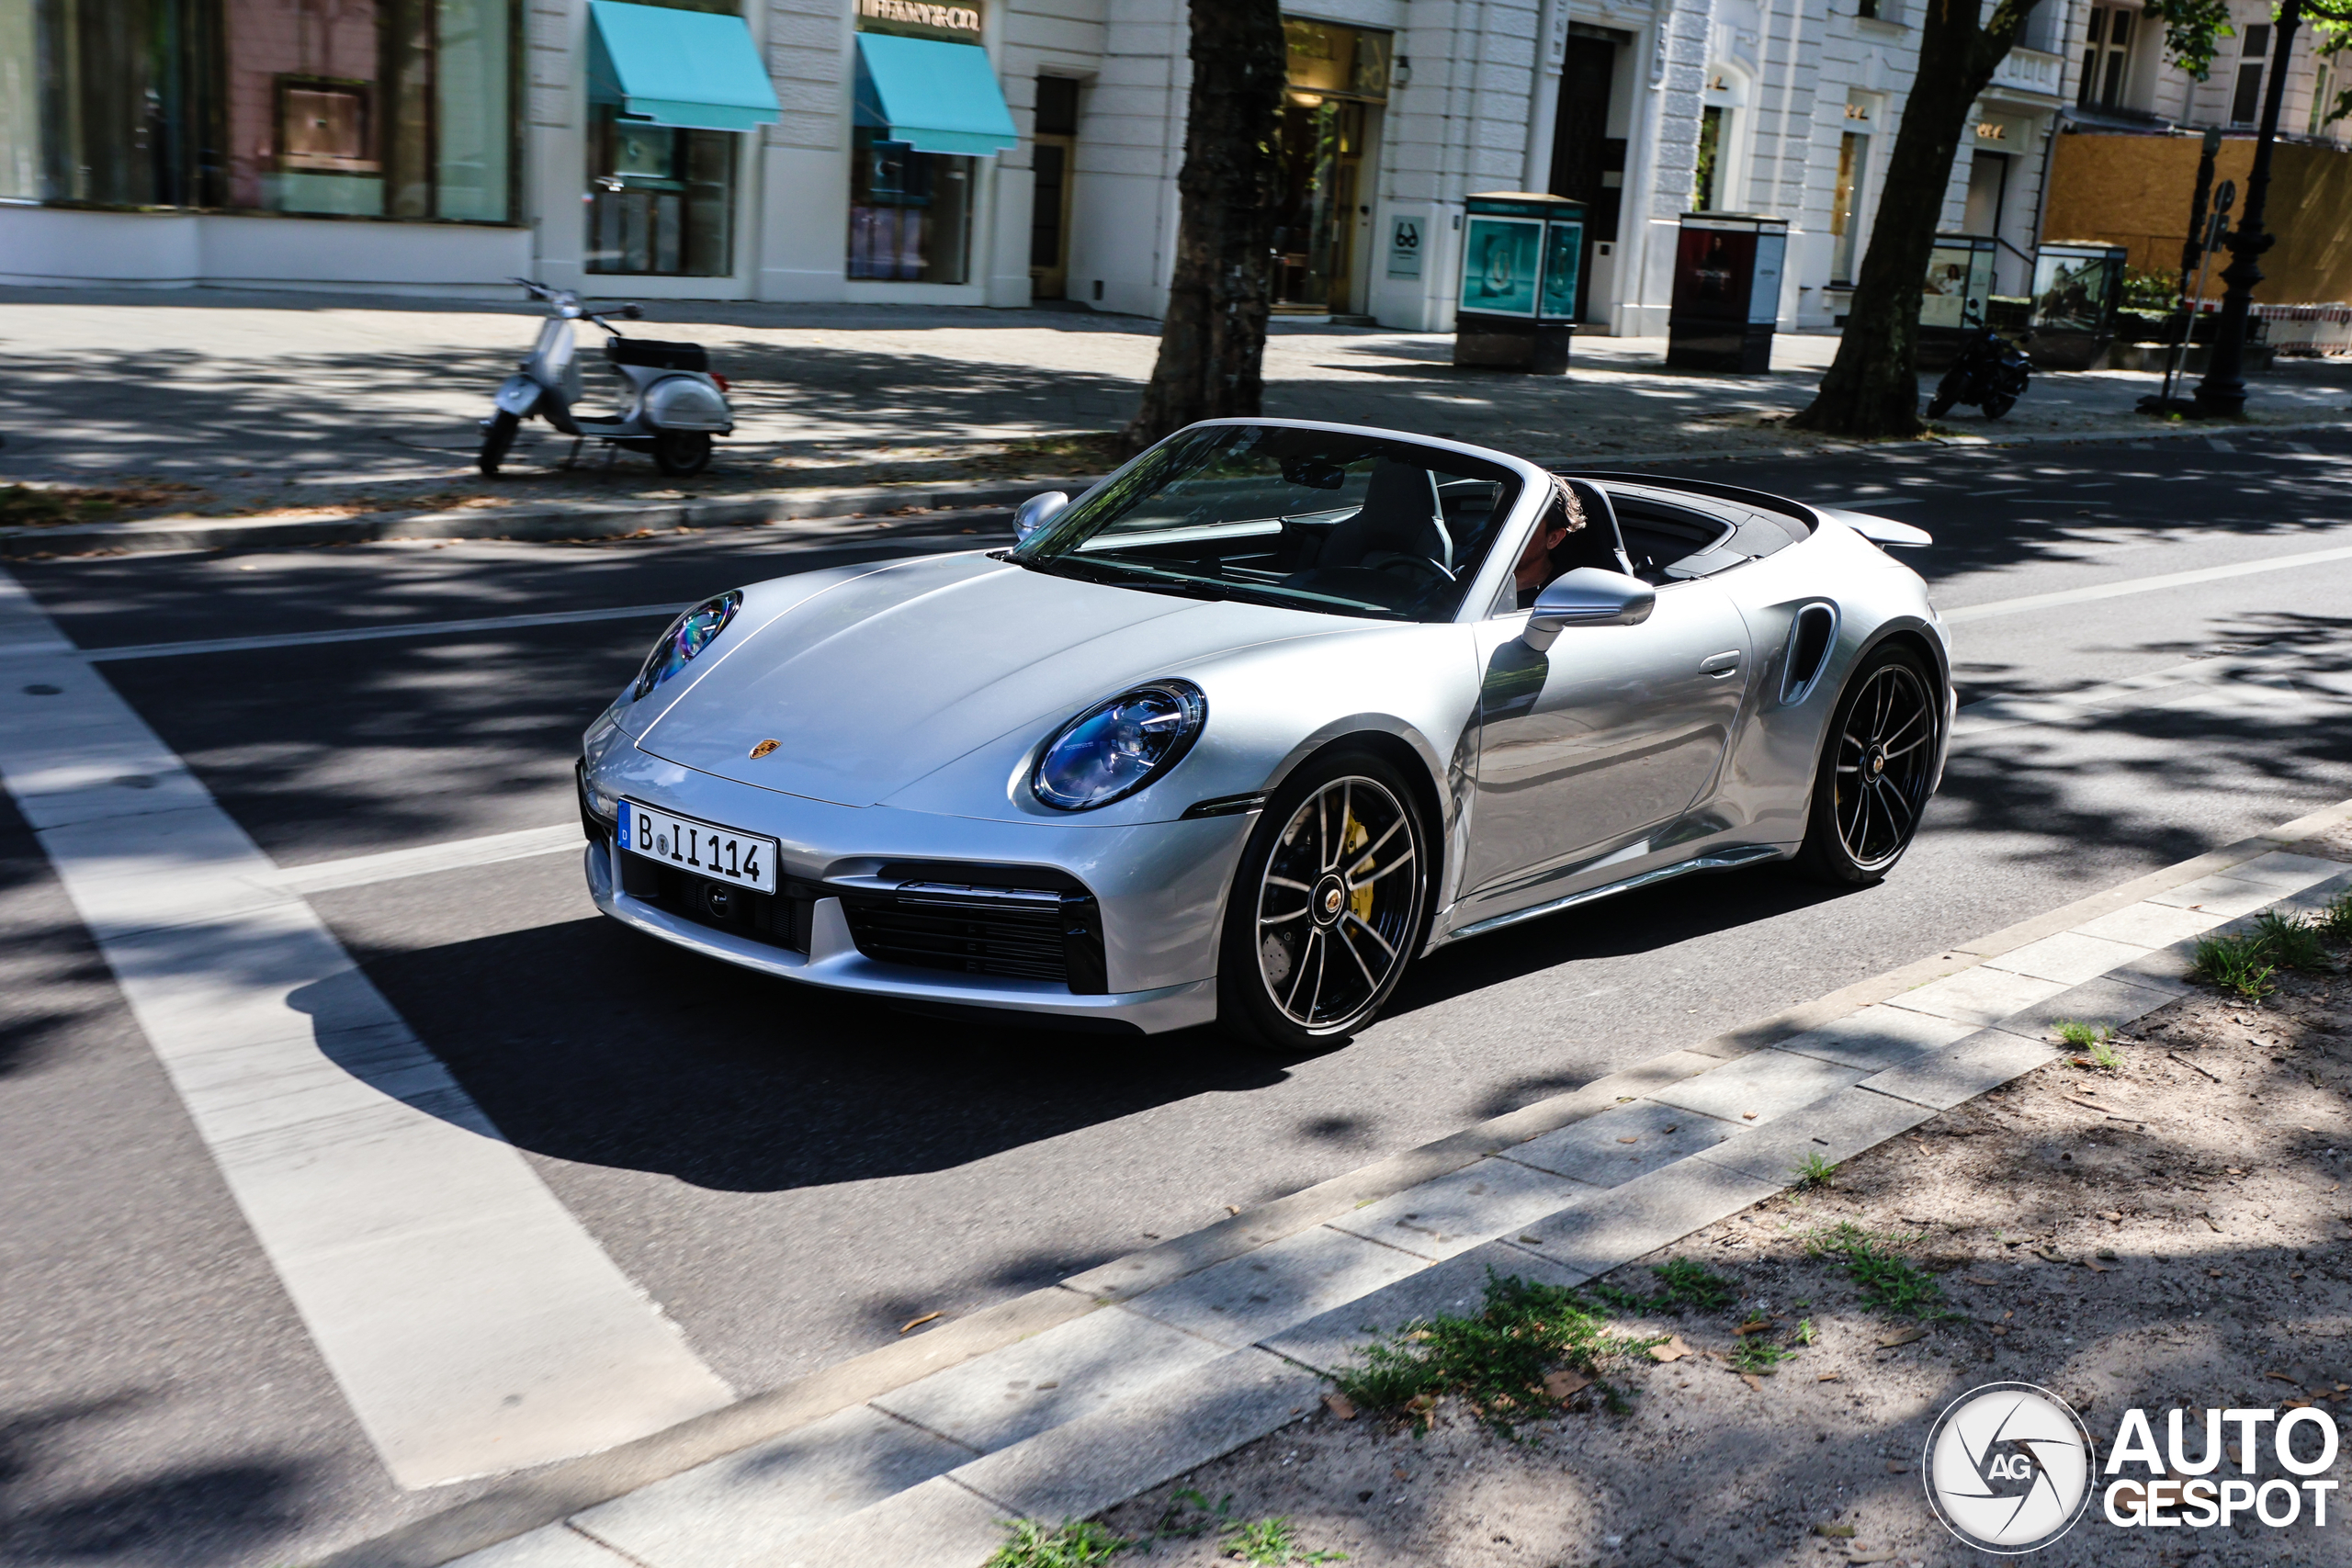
[1793,644,1939,886]
[653,430,712,477]
[1925,391,1955,420]
[1982,391,2017,420]
[1216,750,1432,1053]
[478,411,519,476]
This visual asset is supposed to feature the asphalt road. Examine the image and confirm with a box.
[6,430,2352,1565]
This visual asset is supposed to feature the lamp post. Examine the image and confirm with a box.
[2193,0,2302,415]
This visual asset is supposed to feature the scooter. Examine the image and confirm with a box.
[479,278,734,477]
[1925,323,2033,421]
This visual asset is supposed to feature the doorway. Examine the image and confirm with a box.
[1547,28,1624,321]
[1963,149,2009,237]
[1271,17,1389,315]
[1029,75,1077,299]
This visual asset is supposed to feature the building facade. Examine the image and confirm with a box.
[0,0,2343,321]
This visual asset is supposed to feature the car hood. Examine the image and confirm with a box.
[633,552,1340,807]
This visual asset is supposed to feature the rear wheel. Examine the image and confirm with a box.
[478,411,519,476]
[1217,750,1430,1053]
[653,430,712,477]
[1982,390,2017,419]
[1794,646,1939,886]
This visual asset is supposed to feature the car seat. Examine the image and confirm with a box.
[1315,458,1453,580]
[1550,477,1637,579]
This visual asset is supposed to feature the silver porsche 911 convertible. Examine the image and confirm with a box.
[578,418,1951,1050]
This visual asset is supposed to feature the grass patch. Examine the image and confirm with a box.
[2190,932,2278,1000]
[1220,1517,1348,1565]
[1804,1223,1954,1319]
[987,1518,1130,1567]
[1331,1269,1665,1438]
[1729,1334,1795,1375]
[2251,909,2331,974]
[2315,891,2352,944]
[0,480,203,528]
[1792,1151,1839,1189]
[2057,1021,2122,1069]
[1585,1258,1739,1316]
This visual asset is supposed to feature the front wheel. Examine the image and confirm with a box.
[1925,382,1958,420]
[1793,645,1939,886]
[653,430,712,477]
[1216,750,1431,1054]
[1982,391,2017,419]
[478,411,519,476]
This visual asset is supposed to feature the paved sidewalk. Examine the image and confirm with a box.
[322,798,2352,1568]
[5,288,2349,541]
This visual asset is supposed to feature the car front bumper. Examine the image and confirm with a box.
[581,735,1249,1033]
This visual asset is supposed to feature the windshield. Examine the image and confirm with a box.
[1010,424,1526,623]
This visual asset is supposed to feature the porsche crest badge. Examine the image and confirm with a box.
[749,739,781,760]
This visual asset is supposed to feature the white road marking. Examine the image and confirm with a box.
[1941,541,2352,624]
[0,570,731,1488]
[78,603,691,663]
[276,824,587,895]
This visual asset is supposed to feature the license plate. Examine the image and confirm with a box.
[617,800,778,894]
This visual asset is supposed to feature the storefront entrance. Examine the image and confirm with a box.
[1547,27,1626,322]
[1271,17,1388,316]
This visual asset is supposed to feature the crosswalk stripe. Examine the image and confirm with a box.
[0,569,732,1489]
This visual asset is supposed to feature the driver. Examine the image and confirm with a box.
[1513,479,1589,609]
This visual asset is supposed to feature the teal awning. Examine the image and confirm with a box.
[589,0,780,132]
[853,33,1018,156]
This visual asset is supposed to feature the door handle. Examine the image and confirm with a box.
[1700,650,1742,676]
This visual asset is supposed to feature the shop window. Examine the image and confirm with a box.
[588,111,738,276]
[1270,17,1388,313]
[1692,106,1725,211]
[1830,130,1868,284]
[848,129,973,283]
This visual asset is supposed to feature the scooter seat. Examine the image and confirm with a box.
[606,338,709,372]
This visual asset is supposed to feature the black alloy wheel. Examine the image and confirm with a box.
[654,430,712,477]
[1795,645,1939,886]
[478,411,519,476]
[1217,750,1430,1053]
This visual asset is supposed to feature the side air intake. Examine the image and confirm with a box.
[1781,603,1838,705]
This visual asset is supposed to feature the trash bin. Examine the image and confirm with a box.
[1666,213,1787,372]
[2028,242,2129,370]
[1453,192,1585,374]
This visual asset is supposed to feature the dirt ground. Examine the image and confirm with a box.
[1095,929,2352,1567]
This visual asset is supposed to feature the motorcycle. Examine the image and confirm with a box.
[479,278,734,478]
[1925,324,2032,421]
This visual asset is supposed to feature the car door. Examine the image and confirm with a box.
[1457,576,1752,910]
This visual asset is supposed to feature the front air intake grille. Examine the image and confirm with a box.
[646,863,811,953]
[842,883,1106,992]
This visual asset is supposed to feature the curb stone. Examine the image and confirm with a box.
[317,795,2352,1568]
[17,413,2349,560]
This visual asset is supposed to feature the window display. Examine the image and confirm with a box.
[848,129,973,283]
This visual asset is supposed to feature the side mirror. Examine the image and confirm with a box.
[1522,567,1655,652]
[1013,491,1069,544]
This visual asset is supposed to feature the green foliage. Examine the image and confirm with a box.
[2251,909,2330,974]
[2054,1020,2110,1049]
[2140,0,2237,80]
[2316,890,2352,944]
[1792,1151,1840,1189]
[2191,932,2279,999]
[1804,1223,1954,1319]
[2087,1038,2123,1071]
[988,1518,1132,1567]
[1220,1517,1348,1565]
[1730,1334,1795,1375]
[1650,1258,1740,1314]
[1330,1269,1663,1438]
[2121,266,2179,310]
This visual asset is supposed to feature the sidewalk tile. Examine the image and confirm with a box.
[1883,966,2067,1027]
[1769,1006,1977,1074]
[1261,1240,1592,1376]
[2275,867,2352,914]
[1124,1224,1429,1348]
[2148,874,2301,919]
[949,1348,1320,1526]
[870,1303,1224,1454]
[1859,1030,2060,1110]
[1996,973,2182,1038]
[2071,900,2232,948]
[1329,1156,1590,1261]
[1502,1100,1739,1188]
[1647,1048,1870,1126]
[2228,851,2352,887]
[1982,931,2152,986]
[450,1525,635,1568]
[568,1404,972,1568]
[1694,1087,1939,1186]
[2102,944,2198,994]
[1508,1158,1783,1282]
[755,1475,1010,1568]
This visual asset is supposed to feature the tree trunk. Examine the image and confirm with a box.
[1120,0,1289,453]
[1789,0,2038,437]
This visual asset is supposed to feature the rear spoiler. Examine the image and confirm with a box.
[1815,506,1932,548]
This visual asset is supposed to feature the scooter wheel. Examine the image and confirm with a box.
[479,411,520,476]
[653,431,712,478]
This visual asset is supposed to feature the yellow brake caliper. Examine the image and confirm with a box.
[1343,814,1374,922]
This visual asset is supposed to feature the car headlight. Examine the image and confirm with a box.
[634,591,741,700]
[1032,681,1206,811]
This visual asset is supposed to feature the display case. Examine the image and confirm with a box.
[2029,242,2131,370]
[1453,192,1585,374]
[1666,213,1787,372]
[1917,233,1998,367]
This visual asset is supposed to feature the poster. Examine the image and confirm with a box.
[1458,216,1542,317]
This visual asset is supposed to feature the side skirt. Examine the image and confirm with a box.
[1436,842,1789,945]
